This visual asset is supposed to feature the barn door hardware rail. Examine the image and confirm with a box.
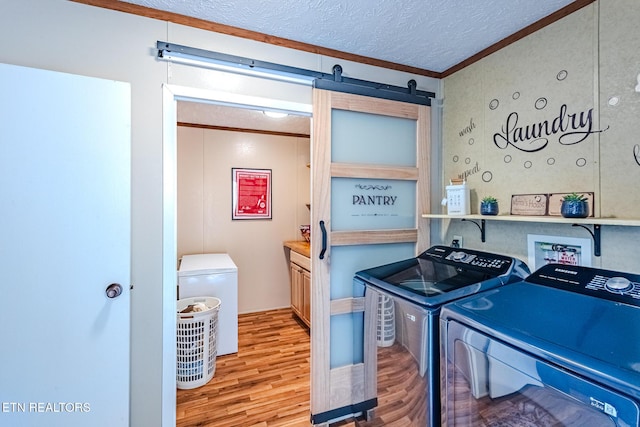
[156,42,434,105]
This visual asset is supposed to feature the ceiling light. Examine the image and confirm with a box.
[263,111,288,119]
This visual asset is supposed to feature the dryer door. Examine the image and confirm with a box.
[442,320,639,427]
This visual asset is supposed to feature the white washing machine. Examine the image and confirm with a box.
[178,253,238,355]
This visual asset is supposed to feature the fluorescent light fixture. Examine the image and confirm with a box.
[172,85,312,117]
[159,50,316,86]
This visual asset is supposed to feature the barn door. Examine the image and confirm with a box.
[310,89,430,424]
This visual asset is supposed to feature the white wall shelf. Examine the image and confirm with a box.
[422,214,640,257]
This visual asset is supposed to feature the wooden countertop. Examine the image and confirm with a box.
[283,240,311,258]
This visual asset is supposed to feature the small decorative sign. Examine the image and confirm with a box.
[232,168,272,220]
[510,194,548,216]
[548,192,594,217]
[527,234,592,271]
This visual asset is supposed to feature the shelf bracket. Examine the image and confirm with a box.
[461,218,486,242]
[572,223,601,257]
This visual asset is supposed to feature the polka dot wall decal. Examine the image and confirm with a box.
[547,158,555,165]
[576,158,587,167]
[482,171,493,182]
[465,157,471,164]
[535,97,547,110]
[557,70,568,81]
[512,92,520,100]
[489,99,499,110]
[453,155,459,163]
[468,138,475,145]
[524,161,532,169]
[504,155,512,163]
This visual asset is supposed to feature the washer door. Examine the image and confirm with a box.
[365,285,434,426]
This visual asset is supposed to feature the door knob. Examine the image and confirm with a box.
[105,283,123,299]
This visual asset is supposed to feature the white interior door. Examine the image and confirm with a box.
[0,63,131,427]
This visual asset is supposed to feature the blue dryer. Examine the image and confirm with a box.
[440,263,640,426]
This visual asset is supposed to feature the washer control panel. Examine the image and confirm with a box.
[527,263,640,307]
[425,246,512,274]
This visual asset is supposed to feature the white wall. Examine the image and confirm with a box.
[1,2,168,426]
[177,125,311,313]
[0,1,441,425]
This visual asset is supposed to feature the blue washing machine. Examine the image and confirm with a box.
[354,245,529,426]
[440,263,640,426]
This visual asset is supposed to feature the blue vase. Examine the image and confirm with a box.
[480,201,499,215]
[561,200,588,218]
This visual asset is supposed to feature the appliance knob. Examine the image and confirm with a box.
[605,277,632,293]
[452,251,466,261]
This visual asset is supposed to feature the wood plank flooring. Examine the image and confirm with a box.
[177,308,312,426]
[176,308,421,427]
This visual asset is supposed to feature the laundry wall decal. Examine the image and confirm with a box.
[492,104,609,152]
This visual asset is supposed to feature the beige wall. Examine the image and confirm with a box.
[444,5,598,210]
[177,126,310,313]
[441,1,640,273]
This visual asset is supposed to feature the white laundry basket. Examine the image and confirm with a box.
[377,294,395,347]
[176,296,221,389]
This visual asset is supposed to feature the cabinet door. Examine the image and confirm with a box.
[290,262,304,319]
[302,269,312,326]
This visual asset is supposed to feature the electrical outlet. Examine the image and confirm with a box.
[452,235,463,248]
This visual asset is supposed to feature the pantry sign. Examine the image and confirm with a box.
[332,179,416,230]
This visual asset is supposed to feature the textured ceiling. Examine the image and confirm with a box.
[127,0,577,132]
[123,0,575,73]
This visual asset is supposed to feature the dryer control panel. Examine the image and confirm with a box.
[527,263,640,307]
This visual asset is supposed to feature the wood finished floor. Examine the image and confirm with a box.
[176,308,420,427]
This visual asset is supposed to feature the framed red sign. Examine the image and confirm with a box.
[232,168,272,220]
